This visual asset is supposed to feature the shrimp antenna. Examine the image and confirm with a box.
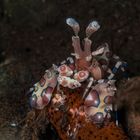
[86,20,100,38]
[66,18,80,36]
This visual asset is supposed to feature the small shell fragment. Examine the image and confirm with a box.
[10,122,18,127]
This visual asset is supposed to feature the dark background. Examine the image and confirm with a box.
[0,0,140,139]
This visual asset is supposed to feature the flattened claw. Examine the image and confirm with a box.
[66,18,80,36]
[86,20,100,38]
[30,67,58,109]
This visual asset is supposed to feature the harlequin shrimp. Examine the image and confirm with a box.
[29,18,128,130]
